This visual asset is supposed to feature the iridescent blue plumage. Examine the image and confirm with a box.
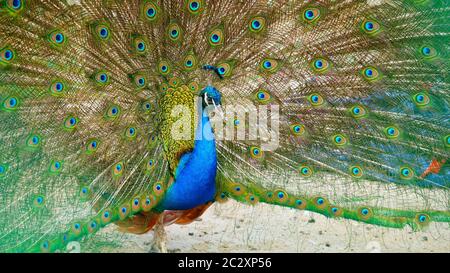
[158,87,221,210]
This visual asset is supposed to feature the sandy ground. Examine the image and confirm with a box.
[95,200,450,253]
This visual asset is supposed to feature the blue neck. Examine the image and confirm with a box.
[158,105,217,210]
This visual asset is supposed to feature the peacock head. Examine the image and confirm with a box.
[200,86,222,108]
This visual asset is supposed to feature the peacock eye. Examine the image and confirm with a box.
[182,53,198,71]
[147,8,155,17]
[260,58,279,73]
[4,50,13,60]
[1,47,15,63]
[50,81,65,95]
[9,98,17,106]
[249,16,266,33]
[362,67,380,81]
[332,134,348,146]
[153,182,164,196]
[361,19,381,35]
[168,23,182,41]
[290,123,305,136]
[365,22,374,31]
[33,195,45,208]
[303,8,321,23]
[188,1,201,12]
[55,82,63,91]
[106,105,120,119]
[420,46,437,59]
[40,241,50,251]
[112,162,124,178]
[358,207,373,219]
[143,2,159,20]
[0,164,7,176]
[50,160,63,173]
[64,116,78,130]
[86,139,100,154]
[190,2,198,10]
[211,34,219,43]
[133,74,146,88]
[418,214,428,223]
[7,0,23,11]
[3,96,19,110]
[56,33,63,42]
[400,167,414,179]
[96,25,110,39]
[158,61,171,75]
[311,58,329,73]
[299,165,313,177]
[208,28,224,46]
[249,146,264,159]
[305,10,314,19]
[125,127,137,139]
[384,126,400,139]
[308,93,324,106]
[95,71,110,84]
[315,60,323,69]
[350,105,367,118]
[27,134,41,148]
[350,166,363,178]
[48,30,66,46]
[252,20,261,29]
[134,38,147,53]
[443,135,450,147]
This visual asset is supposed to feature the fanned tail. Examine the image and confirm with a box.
[0,0,449,253]
[209,0,450,230]
[0,0,173,252]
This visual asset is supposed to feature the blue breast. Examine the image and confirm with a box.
[158,107,217,210]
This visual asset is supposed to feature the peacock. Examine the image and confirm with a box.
[0,0,449,253]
